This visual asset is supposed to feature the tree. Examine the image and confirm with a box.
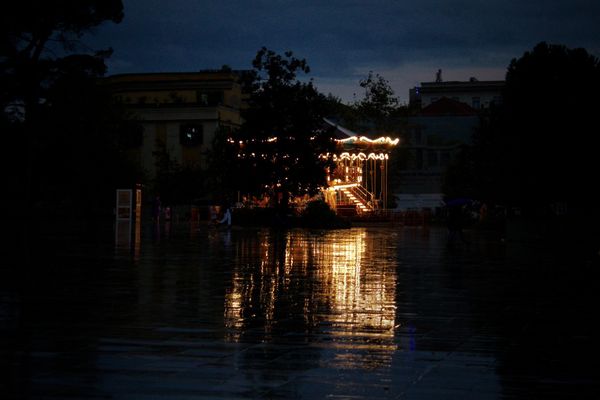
[153,138,205,206]
[1,1,127,219]
[445,42,600,213]
[351,72,408,200]
[206,126,240,203]
[353,71,401,132]
[501,42,600,209]
[229,47,336,207]
[1,1,123,117]
[357,72,399,117]
[32,54,142,215]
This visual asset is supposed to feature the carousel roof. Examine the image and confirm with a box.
[323,118,357,139]
[323,118,399,148]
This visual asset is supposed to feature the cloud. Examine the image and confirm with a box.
[315,62,506,104]
[85,0,600,99]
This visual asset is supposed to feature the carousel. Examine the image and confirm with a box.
[322,119,399,214]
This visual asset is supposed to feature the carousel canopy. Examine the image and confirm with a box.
[323,118,399,152]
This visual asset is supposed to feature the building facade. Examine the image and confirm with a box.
[102,71,246,178]
[397,78,505,209]
[410,78,504,110]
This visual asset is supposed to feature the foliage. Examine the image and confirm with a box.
[1,1,132,218]
[230,47,337,205]
[1,0,123,115]
[341,71,411,135]
[356,71,399,122]
[444,42,600,211]
[501,42,600,207]
[331,71,408,195]
[442,145,477,200]
[153,140,204,206]
[206,126,240,203]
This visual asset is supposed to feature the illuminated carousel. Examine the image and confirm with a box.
[322,119,399,214]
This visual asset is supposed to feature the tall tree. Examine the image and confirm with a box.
[230,47,336,206]
[351,71,408,201]
[445,42,600,213]
[352,71,402,132]
[35,54,142,214]
[502,42,600,208]
[1,1,126,219]
[206,126,240,203]
[357,72,399,117]
[1,0,123,117]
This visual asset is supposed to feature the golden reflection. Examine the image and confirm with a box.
[133,217,141,261]
[114,218,141,261]
[224,228,398,369]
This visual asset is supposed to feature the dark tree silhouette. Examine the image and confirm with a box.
[229,47,336,207]
[206,126,240,203]
[445,42,600,214]
[502,42,600,209]
[1,0,123,116]
[356,71,399,125]
[1,1,128,221]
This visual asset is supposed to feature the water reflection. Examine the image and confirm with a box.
[225,228,398,369]
[114,218,141,260]
[11,222,581,398]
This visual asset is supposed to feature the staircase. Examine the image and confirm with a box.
[340,186,371,213]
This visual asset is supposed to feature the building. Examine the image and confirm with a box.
[101,71,246,178]
[398,78,505,209]
[410,77,504,110]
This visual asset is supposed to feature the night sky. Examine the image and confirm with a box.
[85,0,600,103]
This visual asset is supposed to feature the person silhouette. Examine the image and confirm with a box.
[218,204,232,228]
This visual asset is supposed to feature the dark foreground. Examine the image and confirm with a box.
[2,221,599,399]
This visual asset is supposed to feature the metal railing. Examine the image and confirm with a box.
[349,185,376,211]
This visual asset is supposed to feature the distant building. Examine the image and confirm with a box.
[101,71,247,178]
[398,98,478,196]
[410,78,504,110]
[396,77,505,209]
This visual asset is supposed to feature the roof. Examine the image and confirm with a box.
[419,97,478,116]
[100,71,243,92]
[323,118,399,149]
[419,80,505,92]
[323,118,357,139]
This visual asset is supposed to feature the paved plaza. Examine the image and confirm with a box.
[2,221,599,399]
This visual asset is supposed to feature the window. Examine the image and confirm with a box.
[197,91,224,106]
[180,124,203,146]
[198,93,209,105]
[472,97,481,109]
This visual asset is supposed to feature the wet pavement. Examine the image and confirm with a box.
[2,221,599,399]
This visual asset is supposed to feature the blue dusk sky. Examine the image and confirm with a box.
[85,0,600,104]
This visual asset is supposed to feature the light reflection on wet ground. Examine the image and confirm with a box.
[2,222,599,399]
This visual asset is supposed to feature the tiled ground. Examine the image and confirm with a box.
[2,222,599,399]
